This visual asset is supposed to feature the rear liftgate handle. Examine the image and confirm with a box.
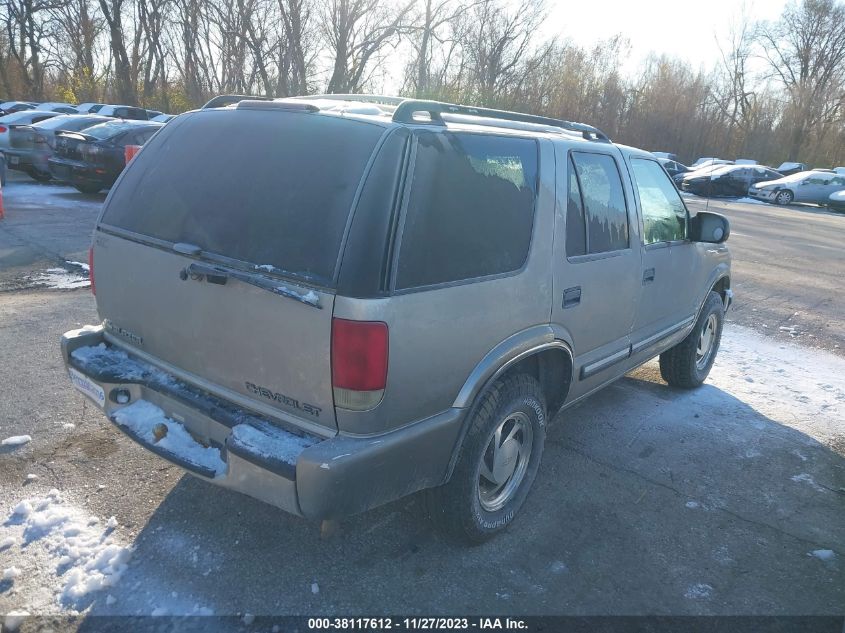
[642,268,656,284]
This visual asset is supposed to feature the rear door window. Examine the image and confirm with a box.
[570,152,629,253]
[100,110,384,284]
[395,131,538,290]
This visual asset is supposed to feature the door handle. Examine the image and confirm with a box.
[563,286,581,308]
[643,268,656,284]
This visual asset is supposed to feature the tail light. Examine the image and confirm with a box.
[0,125,6,133]
[124,144,142,164]
[331,318,388,411]
[88,246,95,294]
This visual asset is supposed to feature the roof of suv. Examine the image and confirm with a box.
[208,94,615,149]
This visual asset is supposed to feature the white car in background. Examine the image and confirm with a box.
[38,102,79,114]
[749,170,845,206]
[0,110,59,150]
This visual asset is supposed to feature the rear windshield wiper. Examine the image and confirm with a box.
[180,261,322,309]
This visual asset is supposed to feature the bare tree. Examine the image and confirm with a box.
[757,0,845,159]
[322,0,413,94]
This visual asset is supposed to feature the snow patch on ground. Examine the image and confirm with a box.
[790,473,828,493]
[1,435,31,447]
[3,611,30,631]
[112,400,226,477]
[808,549,836,561]
[704,326,845,448]
[0,489,132,608]
[27,267,90,289]
[684,583,713,599]
[734,197,769,205]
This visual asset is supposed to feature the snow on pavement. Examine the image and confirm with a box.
[0,489,131,611]
[1,436,31,448]
[706,325,845,446]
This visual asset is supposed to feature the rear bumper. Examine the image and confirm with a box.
[48,158,111,186]
[4,149,48,172]
[61,326,464,520]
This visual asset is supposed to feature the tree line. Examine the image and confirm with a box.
[1,0,843,166]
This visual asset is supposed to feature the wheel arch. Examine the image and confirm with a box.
[444,327,574,482]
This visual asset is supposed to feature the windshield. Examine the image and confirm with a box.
[776,171,817,183]
[100,109,385,284]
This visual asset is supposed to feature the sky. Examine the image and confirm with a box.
[544,0,789,74]
[376,0,791,93]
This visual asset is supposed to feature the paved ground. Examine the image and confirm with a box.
[686,196,845,357]
[0,175,842,623]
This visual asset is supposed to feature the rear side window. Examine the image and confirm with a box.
[396,131,537,289]
[101,110,384,283]
[569,152,629,253]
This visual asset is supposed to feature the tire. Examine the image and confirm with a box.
[426,373,546,544]
[660,291,725,388]
[28,169,51,182]
[775,189,794,205]
[74,183,102,194]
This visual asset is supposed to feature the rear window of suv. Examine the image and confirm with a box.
[100,110,384,283]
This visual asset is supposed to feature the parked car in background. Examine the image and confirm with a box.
[651,151,678,161]
[776,162,807,176]
[97,104,149,120]
[682,165,782,197]
[76,103,107,114]
[673,162,734,186]
[150,113,175,123]
[748,170,845,206]
[735,159,758,165]
[0,110,59,150]
[657,157,690,179]
[828,190,845,212]
[0,101,38,115]
[4,114,109,181]
[38,102,79,114]
[834,167,845,175]
[691,157,732,168]
[48,119,162,193]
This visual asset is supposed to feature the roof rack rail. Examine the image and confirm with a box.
[293,94,404,106]
[392,99,611,142]
[202,94,273,109]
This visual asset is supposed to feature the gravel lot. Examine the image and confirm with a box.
[0,174,842,624]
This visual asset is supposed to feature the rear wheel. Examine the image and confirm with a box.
[426,373,546,544]
[28,169,51,182]
[659,291,724,388]
[74,183,102,194]
[775,189,794,205]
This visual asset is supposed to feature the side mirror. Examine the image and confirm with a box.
[690,211,730,243]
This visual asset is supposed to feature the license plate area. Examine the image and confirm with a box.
[69,367,106,408]
[9,156,19,165]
